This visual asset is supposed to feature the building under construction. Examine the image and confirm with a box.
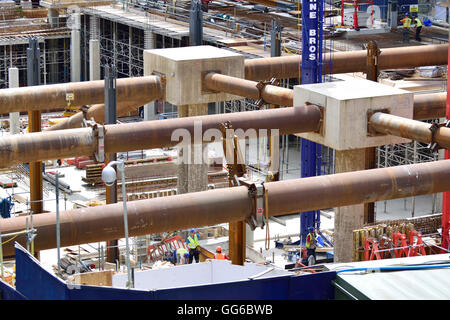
[0,0,449,301]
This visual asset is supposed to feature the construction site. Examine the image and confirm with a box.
[0,0,449,301]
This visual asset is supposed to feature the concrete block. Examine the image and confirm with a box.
[293,78,413,150]
[144,45,244,105]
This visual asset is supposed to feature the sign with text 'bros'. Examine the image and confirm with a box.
[301,0,322,84]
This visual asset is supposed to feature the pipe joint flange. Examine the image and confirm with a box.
[83,118,105,163]
[428,120,450,153]
[80,105,90,121]
[255,78,278,108]
[246,182,266,231]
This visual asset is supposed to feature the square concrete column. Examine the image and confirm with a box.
[8,67,20,135]
[70,13,81,82]
[177,103,209,194]
[89,39,100,81]
[334,148,366,262]
[294,78,414,262]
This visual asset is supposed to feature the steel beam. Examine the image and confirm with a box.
[203,73,445,119]
[27,37,43,217]
[203,72,293,106]
[244,44,448,81]
[369,112,450,150]
[1,159,450,257]
[0,105,322,168]
[45,100,147,131]
[413,92,447,120]
[0,76,163,114]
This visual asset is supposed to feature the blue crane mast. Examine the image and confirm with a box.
[300,0,324,244]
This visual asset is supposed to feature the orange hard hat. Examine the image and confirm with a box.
[216,246,222,252]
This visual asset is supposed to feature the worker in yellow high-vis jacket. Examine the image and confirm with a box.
[400,13,412,43]
[186,228,203,263]
[413,16,422,42]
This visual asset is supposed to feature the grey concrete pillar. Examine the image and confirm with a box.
[334,148,366,262]
[8,67,20,134]
[89,39,100,81]
[89,15,99,40]
[143,29,158,121]
[176,103,209,194]
[70,14,81,82]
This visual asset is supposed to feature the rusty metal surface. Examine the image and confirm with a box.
[0,128,96,167]
[369,112,450,149]
[244,44,448,81]
[413,92,447,120]
[104,105,321,153]
[0,76,163,114]
[0,105,321,168]
[28,110,43,215]
[0,186,252,257]
[3,94,449,168]
[2,160,450,257]
[203,72,293,107]
[46,100,152,131]
[264,159,450,216]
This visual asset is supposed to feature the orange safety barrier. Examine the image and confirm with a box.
[363,230,426,261]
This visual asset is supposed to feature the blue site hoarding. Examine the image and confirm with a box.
[0,243,336,300]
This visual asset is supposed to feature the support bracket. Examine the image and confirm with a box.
[246,182,266,231]
[82,118,105,163]
[255,78,278,108]
[428,120,450,153]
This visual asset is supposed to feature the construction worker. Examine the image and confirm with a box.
[413,16,422,42]
[174,247,189,264]
[400,13,412,43]
[305,227,317,266]
[186,228,202,264]
[214,246,229,260]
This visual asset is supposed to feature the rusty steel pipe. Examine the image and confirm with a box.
[203,72,293,106]
[1,159,450,257]
[46,99,152,131]
[244,44,448,81]
[204,72,446,118]
[0,105,322,168]
[369,112,450,149]
[0,76,163,114]
[264,159,450,216]
[413,92,447,120]
[0,186,253,257]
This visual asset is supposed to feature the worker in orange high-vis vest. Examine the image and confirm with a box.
[400,12,412,43]
[214,246,229,260]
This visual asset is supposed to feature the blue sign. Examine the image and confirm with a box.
[301,0,323,84]
[300,0,323,243]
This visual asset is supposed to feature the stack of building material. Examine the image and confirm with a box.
[352,214,442,261]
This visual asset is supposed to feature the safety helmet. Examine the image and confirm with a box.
[308,227,314,232]
[216,246,222,252]
[190,228,195,233]
[405,12,409,16]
